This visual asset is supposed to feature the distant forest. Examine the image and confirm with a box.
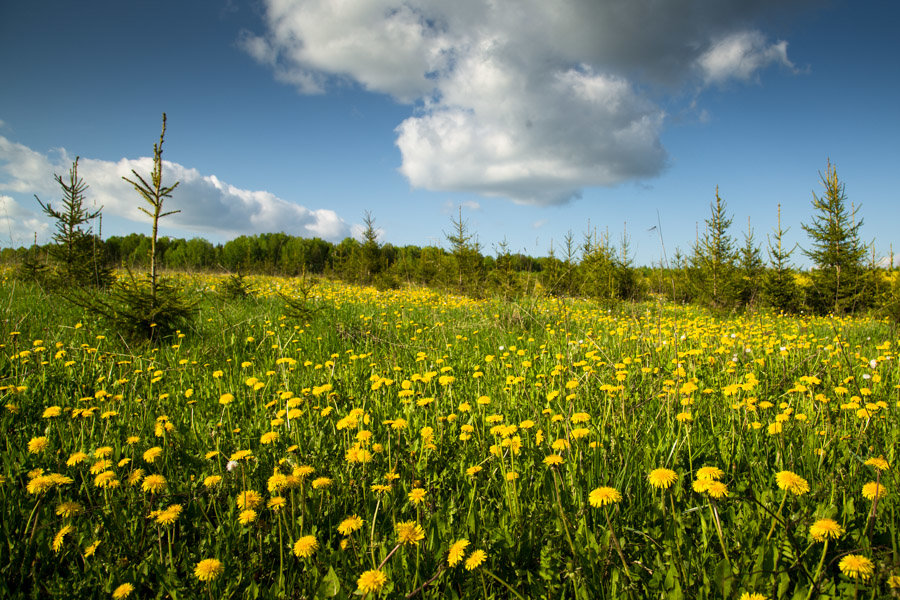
[5,158,899,318]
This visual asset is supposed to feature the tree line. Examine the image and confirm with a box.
[6,157,899,318]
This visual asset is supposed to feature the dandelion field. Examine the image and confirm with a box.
[2,274,898,599]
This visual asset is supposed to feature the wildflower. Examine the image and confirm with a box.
[543,454,564,466]
[143,447,163,463]
[141,474,167,494]
[67,451,89,466]
[696,466,724,481]
[862,481,885,501]
[95,446,113,458]
[395,521,425,545]
[194,558,224,582]
[357,569,387,594]
[112,583,135,599]
[864,457,889,471]
[84,540,101,557]
[294,465,315,478]
[90,459,113,475]
[448,539,469,566]
[127,469,144,486]
[260,431,279,445]
[312,477,332,489]
[268,496,286,512]
[775,471,810,496]
[28,436,50,454]
[94,471,119,489]
[648,468,678,490]
[56,502,83,518]
[204,475,222,489]
[219,393,234,405]
[238,509,257,525]
[237,490,263,510]
[154,504,182,526]
[889,575,900,589]
[338,515,364,535]
[465,549,487,571]
[293,535,318,558]
[589,486,622,507]
[408,487,426,505]
[466,465,482,477]
[42,406,62,418]
[52,524,74,553]
[706,481,729,498]
[738,593,767,600]
[838,554,874,580]
[810,518,844,542]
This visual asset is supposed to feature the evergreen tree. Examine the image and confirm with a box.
[801,160,867,314]
[357,210,383,284]
[35,158,111,288]
[736,217,764,308]
[445,207,482,293]
[765,204,800,312]
[692,187,736,308]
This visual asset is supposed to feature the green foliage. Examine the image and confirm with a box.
[764,204,801,313]
[802,160,868,314]
[691,187,737,309]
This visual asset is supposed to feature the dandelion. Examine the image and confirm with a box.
[84,540,101,557]
[706,481,729,499]
[195,558,224,582]
[237,490,263,510]
[357,569,387,594]
[775,471,810,496]
[589,486,622,507]
[696,466,724,481]
[154,504,182,526]
[94,471,119,489]
[127,469,144,486]
[862,481,885,501]
[67,451,89,466]
[465,549,487,571]
[738,593,767,600]
[864,456,889,471]
[395,521,425,545]
[312,477,332,490]
[141,474,167,494]
[52,524,74,553]
[28,436,50,454]
[219,393,234,405]
[56,502,83,518]
[543,454,564,466]
[810,518,844,542]
[268,496,286,512]
[448,539,469,566]
[293,535,318,558]
[260,431,279,445]
[648,468,678,490]
[204,475,222,489]
[338,515,364,535]
[408,487,426,505]
[238,509,257,525]
[143,447,163,463]
[838,554,874,580]
[42,406,62,418]
[112,583,135,599]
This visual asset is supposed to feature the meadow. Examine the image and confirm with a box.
[1,273,898,599]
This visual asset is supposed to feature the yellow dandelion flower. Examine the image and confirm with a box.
[141,474,166,494]
[268,496,286,512]
[28,436,50,454]
[466,465,483,477]
[395,521,425,545]
[838,554,874,580]
[154,504,182,526]
[67,451,89,466]
[543,454,564,466]
[589,486,622,507]
[862,481,885,501]
[696,466,725,481]
[260,431,280,445]
[112,583,135,599]
[738,593,767,600]
[312,477,332,489]
[864,457,890,471]
[94,471,119,489]
[809,518,843,542]
[775,471,810,496]
[52,524,74,553]
[293,535,318,558]
[204,475,222,489]
[238,509,257,525]
[648,468,678,490]
[42,406,62,418]
[194,558,224,582]
[236,490,263,510]
[143,447,163,463]
[408,487,426,505]
[706,480,729,498]
[56,501,83,518]
[127,469,144,486]
[357,569,387,594]
[338,515,364,535]
[465,549,487,571]
[90,459,113,475]
[448,539,469,566]
[84,540,101,557]
[219,393,234,405]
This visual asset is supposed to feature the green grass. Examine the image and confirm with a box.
[1,273,898,599]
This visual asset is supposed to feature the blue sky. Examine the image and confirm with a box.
[1,0,898,267]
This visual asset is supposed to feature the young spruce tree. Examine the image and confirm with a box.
[801,159,867,314]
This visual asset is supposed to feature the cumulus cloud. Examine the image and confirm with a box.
[0,136,351,243]
[244,0,806,205]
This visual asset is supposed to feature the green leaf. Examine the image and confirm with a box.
[317,566,341,599]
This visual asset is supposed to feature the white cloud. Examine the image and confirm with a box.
[0,136,351,243]
[698,31,794,84]
[0,194,48,245]
[245,0,807,205]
